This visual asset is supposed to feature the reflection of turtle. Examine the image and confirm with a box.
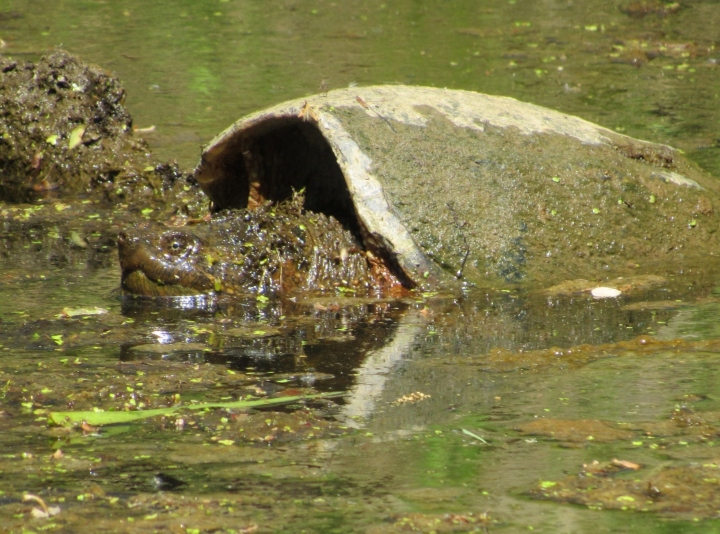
[120,86,720,297]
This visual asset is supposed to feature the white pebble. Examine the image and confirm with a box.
[591,287,622,299]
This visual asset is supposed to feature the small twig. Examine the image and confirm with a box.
[356,96,396,133]
[23,494,50,515]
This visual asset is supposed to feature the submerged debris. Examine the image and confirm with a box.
[524,405,720,518]
[393,391,432,405]
[516,419,634,443]
[619,1,682,19]
[530,460,720,519]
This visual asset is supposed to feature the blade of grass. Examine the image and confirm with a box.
[461,428,488,443]
[49,391,344,427]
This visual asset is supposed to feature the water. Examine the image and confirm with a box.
[2,0,718,172]
[2,1,720,532]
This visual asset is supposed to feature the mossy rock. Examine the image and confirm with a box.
[196,85,720,290]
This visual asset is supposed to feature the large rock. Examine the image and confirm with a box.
[191,86,720,289]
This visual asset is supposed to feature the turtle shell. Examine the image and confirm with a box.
[195,85,720,290]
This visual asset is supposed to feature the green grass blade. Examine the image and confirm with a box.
[461,428,488,443]
[48,391,344,427]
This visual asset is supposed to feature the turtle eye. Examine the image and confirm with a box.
[161,233,197,258]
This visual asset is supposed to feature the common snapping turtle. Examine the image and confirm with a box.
[120,85,720,298]
[118,194,401,298]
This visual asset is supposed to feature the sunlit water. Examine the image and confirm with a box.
[2,1,720,532]
[2,0,719,172]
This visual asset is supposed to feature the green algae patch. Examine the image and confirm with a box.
[48,391,344,427]
[368,511,492,533]
[516,405,720,518]
[423,334,720,373]
[516,418,635,443]
[529,460,720,519]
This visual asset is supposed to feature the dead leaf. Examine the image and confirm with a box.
[612,458,642,470]
[298,101,319,122]
[24,493,61,518]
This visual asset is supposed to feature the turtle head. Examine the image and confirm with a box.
[117,229,217,296]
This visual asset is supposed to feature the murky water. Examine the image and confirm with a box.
[2,1,720,532]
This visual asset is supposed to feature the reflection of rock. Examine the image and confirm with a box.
[340,310,426,426]
[329,280,720,431]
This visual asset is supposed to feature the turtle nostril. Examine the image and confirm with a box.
[117,232,135,251]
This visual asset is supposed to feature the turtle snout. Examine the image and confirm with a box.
[117,231,144,269]
[117,231,141,249]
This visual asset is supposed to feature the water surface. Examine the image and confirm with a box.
[2,1,720,532]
